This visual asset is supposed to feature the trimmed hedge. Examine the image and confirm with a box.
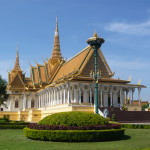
[24,127,125,142]
[0,118,29,129]
[38,112,109,126]
[0,122,29,125]
[121,124,150,129]
[0,125,27,129]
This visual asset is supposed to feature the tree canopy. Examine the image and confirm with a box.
[0,76,8,106]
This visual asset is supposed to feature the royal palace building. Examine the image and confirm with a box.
[3,19,146,121]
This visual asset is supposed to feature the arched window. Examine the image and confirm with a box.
[15,100,19,108]
[31,100,35,108]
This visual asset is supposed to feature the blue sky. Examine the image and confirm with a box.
[0,0,150,101]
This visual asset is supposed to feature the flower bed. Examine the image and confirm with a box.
[28,123,121,130]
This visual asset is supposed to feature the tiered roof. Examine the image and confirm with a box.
[7,19,146,92]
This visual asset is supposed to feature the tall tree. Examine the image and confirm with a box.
[0,75,8,106]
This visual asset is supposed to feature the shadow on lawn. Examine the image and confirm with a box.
[120,135,131,141]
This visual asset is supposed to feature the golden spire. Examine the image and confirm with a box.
[13,44,22,71]
[51,17,63,61]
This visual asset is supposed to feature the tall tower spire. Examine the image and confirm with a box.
[13,44,22,71]
[51,17,63,61]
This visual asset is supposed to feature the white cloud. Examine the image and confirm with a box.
[105,21,150,35]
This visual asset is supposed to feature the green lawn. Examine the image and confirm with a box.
[0,129,150,150]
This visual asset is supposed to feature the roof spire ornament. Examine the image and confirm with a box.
[50,17,63,61]
[13,44,22,71]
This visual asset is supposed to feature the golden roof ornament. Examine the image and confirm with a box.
[12,44,22,71]
[93,32,98,37]
[50,17,63,61]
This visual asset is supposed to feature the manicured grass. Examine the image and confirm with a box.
[0,129,150,150]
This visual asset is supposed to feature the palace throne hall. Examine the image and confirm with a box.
[4,19,145,122]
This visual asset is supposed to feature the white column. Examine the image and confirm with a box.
[63,88,66,104]
[42,93,44,107]
[67,84,70,104]
[132,88,135,101]
[129,88,132,105]
[51,89,54,106]
[55,89,57,105]
[48,89,51,106]
[120,88,123,107]
[44,91,46,107]
[84,91,88,103]
[79,84,81,104]
[100,89,103,107]
[22,94,25,110]
[57,89,59,105]
[45,91,47,107]
[74,89,78,103]
[126,89,129,105]
[110,87,113,107]
[70,89,73,103]
[47,90,49,107]
[61,88,63,104]
[38,94,40,108]
[40,94,42,108]
[103,92,108,107]
[54,89,56,105]
[59,87,62,104]
[90,87,92,104]
[28,99,31,108]
[9,97,12,111]
[138,87,141,105]
[42,92,44,107]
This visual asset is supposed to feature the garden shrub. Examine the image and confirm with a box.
[0,125,27,129]
[121,124,150,129]
[38,111,109,126]
[111,113,117,122]
[3,115,10,121]
[24,127,125,142]
[0,119,8,124]
[0,118,29,129]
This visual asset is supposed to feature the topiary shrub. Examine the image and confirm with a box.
[111,113,117,122]
[38,111,109,126]
[24,111,125,142]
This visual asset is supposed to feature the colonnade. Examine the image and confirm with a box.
[8,82,142,111]
[36,82,142,109]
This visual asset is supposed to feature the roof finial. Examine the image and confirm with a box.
[13,44,22,71]
[55,16,59,37]
[93,32,98,37]
[50,17,63,61]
